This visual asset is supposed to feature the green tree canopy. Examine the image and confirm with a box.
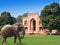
[0,11,16,29]
[17,13,28,23]
[1,11,11,17]
[40,2,60,30]
[22,13,28,17]
[17,15,22,23]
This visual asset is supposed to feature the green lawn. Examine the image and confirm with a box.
[0,35,60,45]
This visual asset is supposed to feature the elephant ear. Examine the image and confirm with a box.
[19,26,25,39]
[13,23,19,31]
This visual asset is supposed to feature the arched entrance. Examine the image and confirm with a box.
[30,18,36,31]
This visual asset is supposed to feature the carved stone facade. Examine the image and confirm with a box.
[22,13,60,35]
[22,13,43,34]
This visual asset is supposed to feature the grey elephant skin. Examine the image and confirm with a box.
[0,23,25,44]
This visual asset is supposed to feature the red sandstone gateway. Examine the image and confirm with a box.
[22,13,43,34]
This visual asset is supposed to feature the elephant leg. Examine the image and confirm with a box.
[2,37,7,44]
[17,35,21,44]
[2,38,4,43]
[14,36,17,43]
[15,34,21,44]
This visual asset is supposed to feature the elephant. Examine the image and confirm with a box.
[0,23,25,44]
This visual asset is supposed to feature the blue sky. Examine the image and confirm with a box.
[0,0,60,17]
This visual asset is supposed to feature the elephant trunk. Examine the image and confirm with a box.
[21,30,25,39]
[20,30,25,39]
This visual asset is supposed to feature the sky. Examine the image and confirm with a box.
[0,0,60,17]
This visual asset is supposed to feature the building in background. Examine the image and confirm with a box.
[22,13,43,34]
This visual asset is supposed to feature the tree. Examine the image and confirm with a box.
[17,15,22,23]
[17,13,28,23]
[50,2,60,15]
[1,11,11,17]
[0,11,16,29]
[22,13,28,17]
[40,2,60,31]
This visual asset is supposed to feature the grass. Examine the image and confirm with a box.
[0,35,60,45]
